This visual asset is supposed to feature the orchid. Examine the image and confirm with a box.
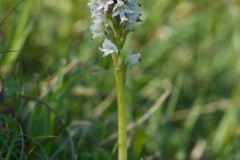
[99,39,118,57]
[88,0,142,57]
[88,1,142,160]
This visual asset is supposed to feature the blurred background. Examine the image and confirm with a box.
[1,0,240,159]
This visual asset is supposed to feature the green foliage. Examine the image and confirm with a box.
[1,0,240,159]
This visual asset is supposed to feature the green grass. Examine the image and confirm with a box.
[1,0,240,159]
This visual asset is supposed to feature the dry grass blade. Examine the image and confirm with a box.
[92,88,116,119]
[171,99,234,122]
[145,151,161,160]
[100,86,172,145]
[23,59,79,116]
[40,59,79,98]
[190,139,207,160]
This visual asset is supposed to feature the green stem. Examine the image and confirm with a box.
[113,55,127,160]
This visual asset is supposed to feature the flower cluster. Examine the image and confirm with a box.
[88,0,142,63]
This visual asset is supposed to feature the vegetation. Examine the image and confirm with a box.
[1,0,240,159]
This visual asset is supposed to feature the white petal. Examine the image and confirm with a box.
[127,0,138,6]
[90,24,105,39]
[130,53,141,66]
[112,10,120,17]
[99,39,118,57]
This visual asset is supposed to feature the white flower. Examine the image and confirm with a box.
[129,9,141,21]
[88,1,108,39]
[90,23,105,39]
[127,0,139,7]
[124,9,141,31]
[90,13,106,39]
[88,0,98,9]
[88,0,142,57]
[88,0,113,11]
[91,10,106,25]
[117,0,125,4]
[99,39,118,57]
[97,0,114,12]
[112,1,133,23]
[129,53,141,67]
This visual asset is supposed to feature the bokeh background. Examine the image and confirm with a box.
[1,0,240,159]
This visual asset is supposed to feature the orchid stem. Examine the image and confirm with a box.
[113,54,127,160]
